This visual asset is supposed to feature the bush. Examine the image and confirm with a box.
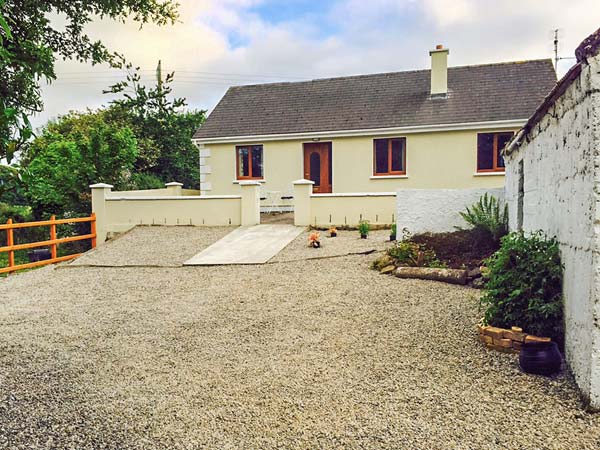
[458,193,508,243]
[358,220,370,236]
[481,231,563,345]
[386,229,446,268]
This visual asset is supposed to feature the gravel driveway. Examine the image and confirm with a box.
[0,226,599,449]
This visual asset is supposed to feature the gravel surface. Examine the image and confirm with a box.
[71,226,233,266]
[0,227,599,449]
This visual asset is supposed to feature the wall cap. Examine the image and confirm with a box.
[89,183,114,189]
[293,179,315,185]
[165,182,183,187]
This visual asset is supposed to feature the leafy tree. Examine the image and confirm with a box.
[104,61,206,187]
[22,112,137,218]
[0,0,178,161]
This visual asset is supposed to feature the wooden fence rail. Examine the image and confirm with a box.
[0,213,96,274]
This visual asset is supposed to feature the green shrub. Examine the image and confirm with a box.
[387,229,446,268]
[358,220,370,236]
[481,231,563,344]
[458,193,508,242]
[0,202,32,224]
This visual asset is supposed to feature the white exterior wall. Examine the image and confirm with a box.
[396,188,504,234]
[504,52,600,409]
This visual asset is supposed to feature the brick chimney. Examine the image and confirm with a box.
[430,44,449,97]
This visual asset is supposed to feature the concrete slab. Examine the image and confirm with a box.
[184,224,305,265]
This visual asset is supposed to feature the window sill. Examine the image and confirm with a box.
[370,175,408,179]
[473,172,505,177]
[233,179,265,184]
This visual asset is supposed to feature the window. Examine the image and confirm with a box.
[477,132,514,172]
[236,145,263,180]
[373,137,406,176]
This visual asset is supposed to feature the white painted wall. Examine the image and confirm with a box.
[396,188,504,234]
[504,52,600,409]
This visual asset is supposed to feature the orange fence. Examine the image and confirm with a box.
[0,213,96,274]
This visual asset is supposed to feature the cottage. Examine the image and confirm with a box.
[504,28,600,410]
[193,46,556,209]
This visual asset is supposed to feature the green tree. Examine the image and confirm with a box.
[105,61,206,187]
[0,0,178,162]
[22,112,137,218]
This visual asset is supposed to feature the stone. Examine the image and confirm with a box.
[485,327,505,339]
[380,265,396,275]
[471,278,485,289]
[511,326,523,332]
[467,267,482,279]
[525,335,552,343]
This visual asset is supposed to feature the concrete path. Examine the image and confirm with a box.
[184,224,304,265]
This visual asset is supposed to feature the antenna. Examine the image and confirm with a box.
[554,29,559,69]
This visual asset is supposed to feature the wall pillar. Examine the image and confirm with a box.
[239,181,261,226]
[89,183,113,245]
[165,181,183,196]
[293,179,314,227]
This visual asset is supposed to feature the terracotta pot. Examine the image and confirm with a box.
[519,341,562,376]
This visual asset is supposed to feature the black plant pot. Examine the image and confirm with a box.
[330,232,337,237]
[519,341,562,376]
[390,234,396,241]
[360,234,368,239]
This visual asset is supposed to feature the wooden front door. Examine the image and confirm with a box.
[303,143,332,193]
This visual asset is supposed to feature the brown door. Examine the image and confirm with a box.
[303,142,332,193]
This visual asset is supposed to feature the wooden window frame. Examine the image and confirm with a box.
[372,137,407,176]
[477,132,513,173]
[235,144,264,180]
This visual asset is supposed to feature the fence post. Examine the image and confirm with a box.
[293,179,314,227]
[90,212,97,248]
[165,181,183,196]
[49,215,57,259]
[90,183,113,245]
[6,218,14,271]
[239,181,261,226]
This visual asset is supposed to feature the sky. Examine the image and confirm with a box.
[35,0,600,129]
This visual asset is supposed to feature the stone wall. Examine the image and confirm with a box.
[396,188,504,235]
[504,50,600,408]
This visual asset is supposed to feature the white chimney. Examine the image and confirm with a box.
[430,44,449,97]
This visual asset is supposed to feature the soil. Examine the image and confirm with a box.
[411,229,499,270]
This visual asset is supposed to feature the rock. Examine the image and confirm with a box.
[394,267,468,285]
[380,265,396,275]
[471,278,486,289]
[467,267,482,279]
[371,254,393,271]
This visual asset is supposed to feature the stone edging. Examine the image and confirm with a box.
[477,324,551,354]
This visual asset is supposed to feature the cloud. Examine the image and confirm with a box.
[34,0,600,130]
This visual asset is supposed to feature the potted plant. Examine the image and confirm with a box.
[358,220,370,239]
[308,231,321,248]
[329,226,337,237]
[390,223,397,241]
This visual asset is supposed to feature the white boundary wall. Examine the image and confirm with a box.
[90,181,261,243]
[504,50,600,409]
[396,188,504,234]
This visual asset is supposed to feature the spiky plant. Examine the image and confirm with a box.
[457,193,508,242]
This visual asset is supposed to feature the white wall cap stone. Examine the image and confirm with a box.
[89,183,114,189]
[293,179,315,185]
[165,182,183,187]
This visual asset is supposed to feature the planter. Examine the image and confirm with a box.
[28,249,51,262]
[389,234,396,241]
[519,341,562,376]
[330,232,337,238]
[360,234,368,239]
[310,241,321,248]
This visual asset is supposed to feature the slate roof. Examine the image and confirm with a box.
[194,59,557,140]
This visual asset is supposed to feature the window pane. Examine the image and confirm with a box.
[477,134,494,170]
[251,145,263,178]
[496,133,513,169]
[374,139,389,174]
[391,138,405,172]
[237,147,249,177]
